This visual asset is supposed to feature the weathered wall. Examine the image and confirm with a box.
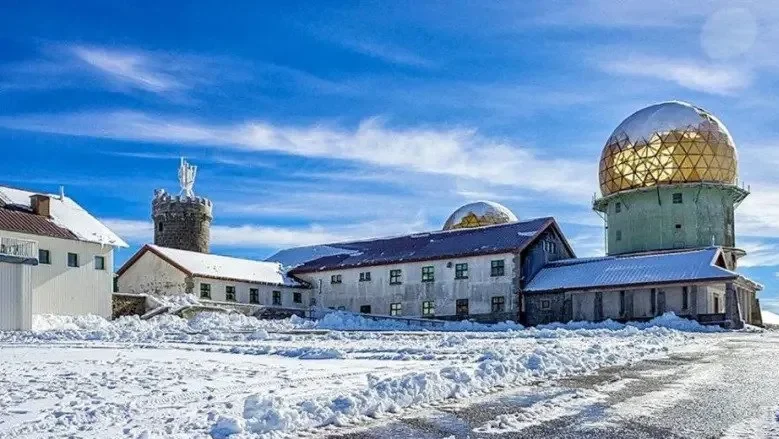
[0,262,32,330]
[152,192,213,253]
[3,230,114,317]
[602,184,738,255]
[296,252,517,321]
[192,277,309,308]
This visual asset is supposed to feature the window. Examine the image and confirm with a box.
[456,299,469,316]
[421,266,435,282]
[491,296,505,313]
[200,283,211,299]
[225,286,236,302]
[650,288,656,315]
[455,263,468,279]
[390,302,402,316]
[673,193,683,204]
[249,288,259,304]
[543,240,557,253]
[67,252,79,268]
[491,259,505,277]
[619,290,626,316]
[359,272,371,282]
[389,269,402,285]
[293,292,302,304]
[682,286,689,310]
[616,230,622,241]
[158,222,164,232]
[272,290,282,306]
[615,202,621,213]
[675,224,682,229]
[38,249,51,264]
[360,305,372,314]
[422,301,435,316]
[330,274,342,284]
[540,299,551,310]
[94,256,105,270]
[714,296,720,313]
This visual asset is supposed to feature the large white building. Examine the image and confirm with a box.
[0,185,127,329]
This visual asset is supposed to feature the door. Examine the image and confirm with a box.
[594,292,604,321]
[657,290,666,316]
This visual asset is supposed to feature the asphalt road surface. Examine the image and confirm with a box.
[328,331,779,439]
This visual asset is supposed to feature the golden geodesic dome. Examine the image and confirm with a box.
[599,101,738,196]
[442,201,518,231]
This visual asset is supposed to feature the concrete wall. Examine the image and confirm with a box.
[117,250,310,309]
[296,252,517,321]
[601,184,739,255]
[3,230,114,317]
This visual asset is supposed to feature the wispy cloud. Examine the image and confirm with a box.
[738,240,779,268]
[70,46,186,93]
[338,40,435,68]
[600,55,752,95]
[0,111,596,201]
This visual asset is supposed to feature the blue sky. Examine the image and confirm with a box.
[2,1,778,312]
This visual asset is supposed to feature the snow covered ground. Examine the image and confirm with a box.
[0,312,735,438]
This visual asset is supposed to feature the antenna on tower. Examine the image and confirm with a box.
[178,157,197,197]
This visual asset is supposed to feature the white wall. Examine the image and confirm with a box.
[0,262,32,330]
[296,253,516,317]
[3,230,114,317]
[117,250,310,309]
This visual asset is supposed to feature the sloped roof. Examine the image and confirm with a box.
[0,208,77,241]
[525,247,738,293]
[275,217,569,274]
[118,244,304,287]
[0,185,127,247]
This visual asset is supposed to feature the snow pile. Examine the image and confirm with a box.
[538,313,725,333]
[312,311,525,332]
[762,310,779,326]
[145,293,202,310]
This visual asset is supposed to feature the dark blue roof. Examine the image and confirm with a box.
[272,217,557,273]
[525,247,737,293]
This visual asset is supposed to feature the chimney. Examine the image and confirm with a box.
[30,194,52,217]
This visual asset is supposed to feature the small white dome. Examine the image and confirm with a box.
[442,201,518,231]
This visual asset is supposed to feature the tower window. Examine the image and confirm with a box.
[672,193,683,204]
[158,222,164,232]
[675,224,682,229]
[615,202,621,213]
[616,230,622,241]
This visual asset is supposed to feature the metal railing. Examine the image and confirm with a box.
[0,236,39,259]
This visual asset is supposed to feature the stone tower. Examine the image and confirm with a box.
[152,159,213,253]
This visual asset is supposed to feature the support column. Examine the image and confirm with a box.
[725,281,744,329]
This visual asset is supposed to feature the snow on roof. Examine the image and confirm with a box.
[525,248,738,293]
[147,244,303,287]
[0,185,127,248]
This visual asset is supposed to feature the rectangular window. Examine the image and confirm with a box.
[673,193,683,204]
[249,288,259,304]
[94,255,105,270]
[650,288,656,315]
[454,263,468,279]
[682,286,689,310]
[675,224,682,229]
[540,299,551,310]
[421,266,435,282]
[456,299,469,316]
[616,230,622,241]
[615,202,621,213]
[543,240,557,253]
[390,302,402,316]
[491,296,505,313]
[330,274,342,284]
[359,272,371,282]
[38,249,51,264]
[360,305,372,314]
[272,290,282,306]
[67,252,79,268]
[389,269,402,285]
[491,259,505,277]
[422,300,435,316]
[225,286,236,302]
[293,292,302,304]
[619,290,626,316]
[200,283,211,299]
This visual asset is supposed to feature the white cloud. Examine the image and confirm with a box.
[601,56,751,95]
[70,46,185,93]
[738,240,779,268]
[338,40,434,68]
[0,111,596,202]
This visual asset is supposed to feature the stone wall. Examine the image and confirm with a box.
[112,293,147,319]
[152,190,213,253]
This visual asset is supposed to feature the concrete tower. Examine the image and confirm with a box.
[152,158,213,253]
[593,102,749,261]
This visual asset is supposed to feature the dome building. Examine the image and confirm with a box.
[442,201,518,230]
[593,101,749,259]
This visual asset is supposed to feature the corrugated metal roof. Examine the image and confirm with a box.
[525,247,737,292]
[0,208,78,241]
[280,217,556,274]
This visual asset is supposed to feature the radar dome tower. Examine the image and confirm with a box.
[152,158,213,253]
